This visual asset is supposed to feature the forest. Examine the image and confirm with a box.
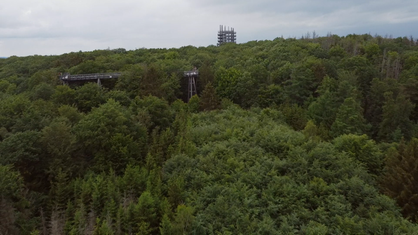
[1,34,418,234]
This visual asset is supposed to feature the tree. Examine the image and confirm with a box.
[159,214,173,235]
[49,168,72,210]
[0,131,47,190]
[27,69,60,89]
[378,92,415,142]
[380,138,418,220]
[161,72,181,103]
[365,78,400,138]
[105,90,131,107]
[330,97,369,137]
[52,85,76,106]
[74,82,106,113]
[283,64,319,106]
[172,205,195,235]
[197,61,215,93]
[142,65,163,97]
[199,82,219,111]
[0,94,31,131]
[308,90,338,129]
[130,95,173,132]
[257,84,285,108]
[280,102,307,131]
[214,67,241,102]
[188,95,200,113]
[74,99,147,173]
[41,118,76,176]
[0,165,31,235]
[302,120,321,142]
[333,134,383,175]
[11,99,57,132]
[137,191,157,225]
[115,64,143,98]
[31,82,55,101]
[57,105,83,125]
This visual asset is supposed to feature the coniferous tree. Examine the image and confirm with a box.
[142,65,163,98]
[200,82,220,111]
[380,138,418,221]
[378,92,415,141]
[198,61,214,93]
[159,214,173,235]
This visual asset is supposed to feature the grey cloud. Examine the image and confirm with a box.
[1,0,418,56]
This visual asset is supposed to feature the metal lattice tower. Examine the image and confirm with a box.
[217,25,236,46]
[184,69,198,101]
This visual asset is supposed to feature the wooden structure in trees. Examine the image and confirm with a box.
[217,25,236,46]
[60,73,121,85]
[184,69,198,101]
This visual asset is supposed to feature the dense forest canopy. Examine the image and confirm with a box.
[1,34,418,234]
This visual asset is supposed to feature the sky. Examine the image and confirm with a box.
[1,0,418,57]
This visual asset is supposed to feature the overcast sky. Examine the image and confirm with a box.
[1,0,418,57]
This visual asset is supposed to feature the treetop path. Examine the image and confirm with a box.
[60,72,122,85]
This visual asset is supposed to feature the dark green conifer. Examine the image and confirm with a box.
[381,138,418,221]
[200,82,220,111]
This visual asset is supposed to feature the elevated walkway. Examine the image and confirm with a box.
[60,72,121,85]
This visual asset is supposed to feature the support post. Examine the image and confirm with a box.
[188,76,197,101]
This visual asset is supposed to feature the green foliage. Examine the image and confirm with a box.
[115,64,143,98]
[1,34,418,234]
[130,95,173,132]
[199,82,220,111]
[74,99,147,173]
[366,78,400,138]
[333,134,383,175]
[257,84,285,108]
[74,82,106,113]
[187,94,200,113]
[163,108,416,233]
[308,90,338,128]
[0,165,32,234]
[0,131,48,190]
[171,205,195,234]
[105,90,131,107]
[12,99,57,132]
[330,97,369,137]
[283,62,320,105]
[30,82,55,101]
[379,92,415,141]
[215,67,242,102]
[41,118,76,177]
[161,72,181,103]
[142,64,164,97]
[280,102,307,131]
[57,105,83,125]
[0,94,31,131]
[27,69,59,89]
[381,139,418,221]
[303,120,322,142]
[52,85,76,105]
[49,168,72,209]
[159,214,173,235]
